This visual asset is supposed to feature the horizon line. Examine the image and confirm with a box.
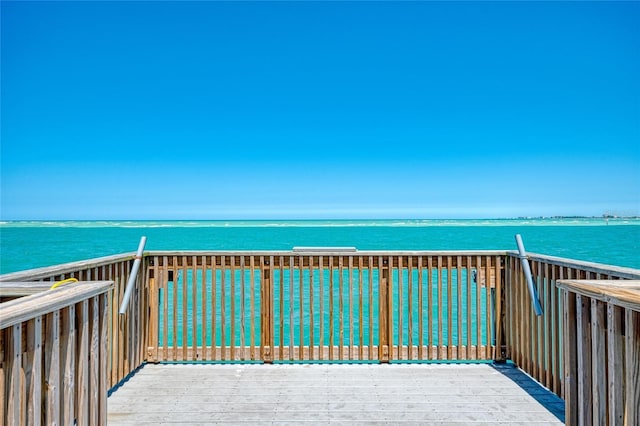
[2,215,639,222]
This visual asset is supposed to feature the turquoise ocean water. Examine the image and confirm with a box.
[1,218,639,274]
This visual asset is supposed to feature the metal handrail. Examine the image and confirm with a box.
[119,236,146,314]
[515,234,543,316]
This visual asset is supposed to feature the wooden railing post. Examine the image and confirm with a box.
[563,290,578,425]
[378,256,391,362]
[260,257,273,363]
[495,256,507,361]
[146,256,159,362]
[624,308,639,425]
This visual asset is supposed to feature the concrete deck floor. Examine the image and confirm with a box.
[107,363,565,425]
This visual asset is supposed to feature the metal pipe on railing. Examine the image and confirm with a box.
[515,234,543,316]
[119,236,147,315]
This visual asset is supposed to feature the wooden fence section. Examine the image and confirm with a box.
[144,251,503,363]
[0,281,113,426]
[556,280,640,426]
[504,253,640,401]
[0,254,148,389]
[2,247,639,419]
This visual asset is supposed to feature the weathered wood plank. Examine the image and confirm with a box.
[378,256,387,362]
[26,316,42,426]
[524,253,640,280]
[329,256,335,361]
[625,308,639,426]
[161,258,169,361]
[338,256,344,361]
[250,256,256,361]
[590,299,606,424]
[299,256,305,361]
[89,296,100,426]
[607,302,624,425]
[485,256,493,362]
[288,255,294,361]
[408,256,414,360]
[418,256,424,360]
[532,260,541,381]
[45,311,60,425]
[240,256,246,361]
[556,280,640,310]
[220,255,226,361]
[0,281,114,328]
[192,256,198,360]
[278,255,284,361]
[397,256,404,359]
[0,281,52,297]
[6,323,22,425]
[211,255,217,361]
[348,256,354,360]
[495,255,502,361]
[319,255,325,361]
[99,293,108,426]
[456,256,462,360]
[550,263,559,394]
[427,256,434,360]
[148,260,159,361]
[576,294,593,425]
[230,255,236,361]
[181,256,189,361]
[475,256,482,361]
[0,252,135,282]
[447,256,453,360]
[563,290,578,425]
[201,256,209,360]
[357,257,363,360]
[61,305,75,425]
[467,256,473,359]
[116,262,126,378]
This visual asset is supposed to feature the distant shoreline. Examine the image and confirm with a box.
[1,217,638,228]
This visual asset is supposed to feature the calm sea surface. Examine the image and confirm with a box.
[1,218,639,274]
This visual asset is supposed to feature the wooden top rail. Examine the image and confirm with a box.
[556,279,640,312]
[0,281,54,297]
[0,280,114,329]
[0,252,135,282]
[292,247,357,252]
[510,251,640,279]
[147,249,508,256]
[146,251,505,270]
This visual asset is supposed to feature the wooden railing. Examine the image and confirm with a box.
[556,279,640,426]
[0,253,148,389]
[0,281,113,425]
[144,251,504,363]
[2,248,639,423]
[504,253,640,401]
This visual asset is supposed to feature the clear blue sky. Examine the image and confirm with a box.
[1,1,639,220]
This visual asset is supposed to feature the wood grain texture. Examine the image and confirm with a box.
[107,364,565,425]
[607,302,624,425]
[25,317,42,426]
[625,309,639,426]
[0,281,114,328]
[556,280,640,311]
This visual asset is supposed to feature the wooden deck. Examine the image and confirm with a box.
[107,363,565,425]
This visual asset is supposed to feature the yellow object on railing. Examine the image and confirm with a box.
[50,277,78,290]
